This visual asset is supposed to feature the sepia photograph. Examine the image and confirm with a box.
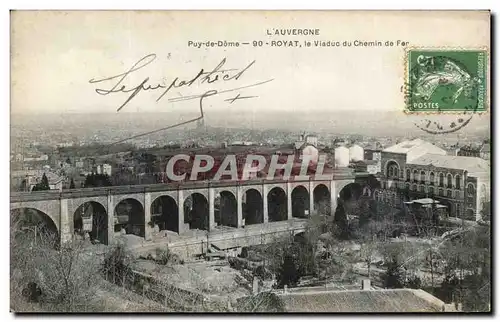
[8,9,492,314]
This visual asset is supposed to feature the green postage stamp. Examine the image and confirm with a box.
[405,48,488,113]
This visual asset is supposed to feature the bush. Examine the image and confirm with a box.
[155,247,183,265]
[254,265,273,280]
[102,244,134,285]
[405,275,422,289]
[11,231,102,311]
[21,282,43,303]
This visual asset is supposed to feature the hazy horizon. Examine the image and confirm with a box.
[11,109,490,140]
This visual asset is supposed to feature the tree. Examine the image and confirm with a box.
[40,173,50,190]
[84,173,112,188]
[333,204,349,239]
[425,244,440,292]
[276,253,300,288]
[382,257,404,289]
[20,179,27,192]
[101,244,134,286]
[359,238,378,279]
[322,243,354,282]
[69,178,76,189]
[31,173,50,191]
[438,226,491,311]
[438,275,461,304]
[480,201,491,222]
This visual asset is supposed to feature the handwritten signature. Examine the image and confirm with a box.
[89,54,273,146]
[89,54,273,112]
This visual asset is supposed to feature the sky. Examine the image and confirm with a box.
[11,11,490,117]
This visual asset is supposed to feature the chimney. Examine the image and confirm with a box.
[284,285,288,294]
[362,279,371,290]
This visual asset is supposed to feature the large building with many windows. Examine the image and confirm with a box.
[375,139,490,221]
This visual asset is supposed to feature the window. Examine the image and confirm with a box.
[420,171,426,183]
[429,187,435,196]
[406,169,411,181]
[466,183,475,204]
[400,170,404,178]
[413,170,419,183]
[454,190,460,199]
[455,175,461,189]
[438,188,444,196]
[467,183,475,197]
[447,174,453,188]
[447,189,452,198]
[419,185,425,193]
[386,161,399,179]
[429,172,435,185]
[392,165,399,178]
[456,207,460,218]
[439,173,444,187]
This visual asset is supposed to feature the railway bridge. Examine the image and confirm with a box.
[10,172,377,245]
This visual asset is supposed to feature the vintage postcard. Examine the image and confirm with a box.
[10,10,491,313]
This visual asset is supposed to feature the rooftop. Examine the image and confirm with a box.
[383,139,432,154]
[383,139,448,163]
[237,289,446,312]
[409,154,490,176]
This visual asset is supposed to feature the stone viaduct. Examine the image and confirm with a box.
[10,174,374,245]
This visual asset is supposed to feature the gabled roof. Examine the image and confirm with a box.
[383,139,449,162]
[383,139,426,154]
[409,154,490,176]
